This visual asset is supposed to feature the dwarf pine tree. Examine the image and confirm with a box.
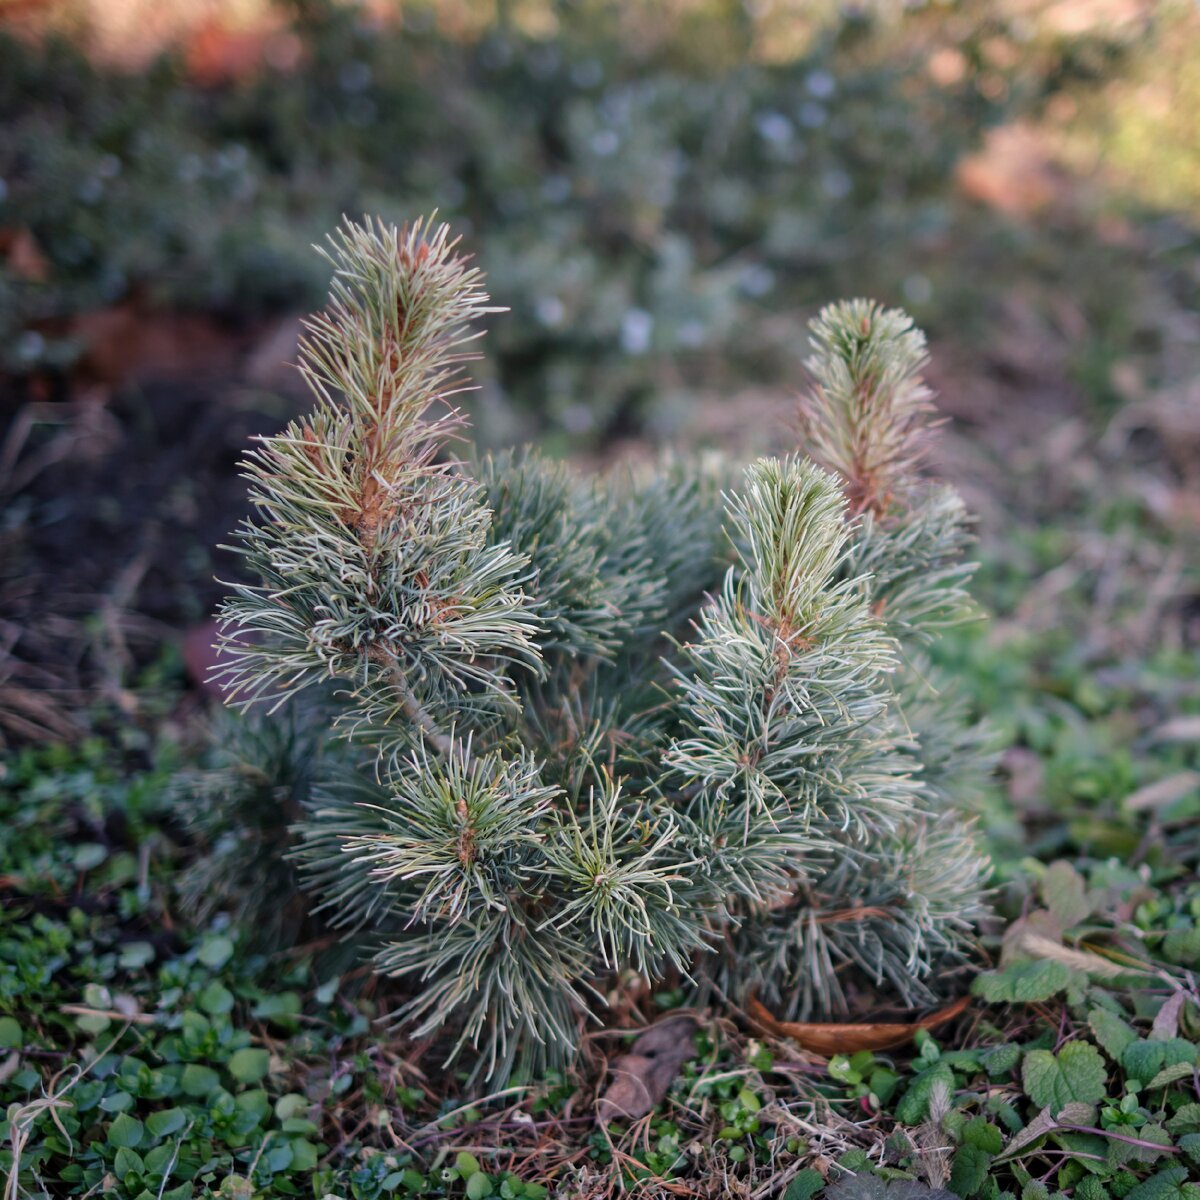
[201,215,990,1084]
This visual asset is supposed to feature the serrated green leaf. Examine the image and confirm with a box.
[1042,862,1090,929]
[1089,1009,1137,1061]
[950,1144,991,1198]
[1076,1177,1110,1200]
[1123,1167,1193,1200]
[896,1063,955,1125]
[784,1169,826,1200]
[982,1044,1021,1078]
[1145,1063,1195,1089]
[0,1017,22,1048]
[1162,928,1200,967]
[826,1175,957,1200]
[1127,1123,1174,1166]
[1166,1104,1200,1135]
[1022,1043,1108,1110]
[962,1118,1003,1155]
[1123,1039,1196,1085]
[973,960,1079,1004]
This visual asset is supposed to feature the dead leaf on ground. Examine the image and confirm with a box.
[0,227,49,281]
[66,303,243,388]
[595,1015,697,1124]
[745,993,971,1057]
[1124,771,1200,813]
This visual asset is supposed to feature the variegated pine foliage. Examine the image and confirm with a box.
[193,216,990,1084]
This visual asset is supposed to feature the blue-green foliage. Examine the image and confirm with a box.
[200,221,990,1084]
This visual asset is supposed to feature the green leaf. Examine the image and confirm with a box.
[118,941,155,970]
[108,1112,144,1148]
[1162,927,1200,966]
[289,1138,319,1171]
[962,1118,1003,1155]
[1042,862,1090,929]
[896,1063,955,1125]
[112,1145,143,1181]
[72,843,107,871]
[826,1175,957,1200]
[0,1017,23,1048]
[1022,1044,1107,1110]
[180,1063,221,1097]
[145,1108,188,1138]
[973,960,1079,1004]
[1145,1063,1195,1089]
[198,936,235,970]
[251,992,302,1024]
[198,981,235,1016]
[784,1169,826,1200]
[1123,1039,1195,1084]
[274,1093,308,1120]
[949,1144,992,1198]
[1089,1009,1138,1061]
[236,1090,270,1121]
[1166,1104,1200,1135]
[466,1173,493,1200]
[456,1151,481,1178]
[1179,1133,1200,1166]
[228,1047,270,1084]
[1076,1178,1110,1200]
[1124,1167,1194,1200]
[981,1044,1020,1079]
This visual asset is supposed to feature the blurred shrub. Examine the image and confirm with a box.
[0,0,1152,440]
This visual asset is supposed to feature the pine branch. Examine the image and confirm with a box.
[799,299,936,518]
[200,212,992,1087]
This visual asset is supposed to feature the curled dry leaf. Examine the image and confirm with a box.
[595,1015,698,1125]
[745,993,971,1057]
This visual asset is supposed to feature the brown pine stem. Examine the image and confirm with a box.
[374,643,454,757]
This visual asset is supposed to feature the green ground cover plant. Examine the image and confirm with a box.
[2,739,1198,1198]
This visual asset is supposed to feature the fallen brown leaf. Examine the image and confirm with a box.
[0,227,49,281]
[745,993,971,1057]
[595,1015,697,1124]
